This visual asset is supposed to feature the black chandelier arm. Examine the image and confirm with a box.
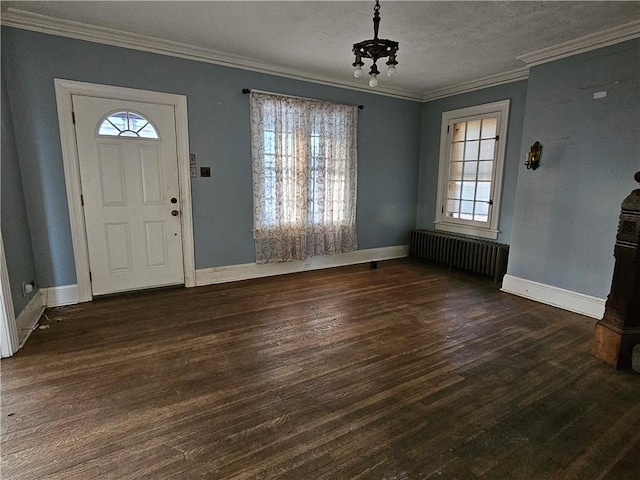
[352,52,364,68]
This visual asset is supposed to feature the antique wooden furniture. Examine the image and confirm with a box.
[593,171,640,369]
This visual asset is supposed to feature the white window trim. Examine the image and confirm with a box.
[434,99,510,240]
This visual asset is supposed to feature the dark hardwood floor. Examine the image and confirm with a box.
[1,259,639,479]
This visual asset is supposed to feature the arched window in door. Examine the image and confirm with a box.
[97,111,159,139]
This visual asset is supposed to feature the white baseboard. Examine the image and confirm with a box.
[39,246,408,303]
[44,284,79,307]
[195,245,409,287]
[501,274,606,319]
[15,289,46,347]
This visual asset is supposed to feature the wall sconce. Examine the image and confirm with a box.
[525,141,542,170]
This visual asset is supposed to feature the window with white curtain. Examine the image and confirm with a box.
[249,91,358,263]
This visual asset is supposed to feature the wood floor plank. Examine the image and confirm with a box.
[1,260,638,479]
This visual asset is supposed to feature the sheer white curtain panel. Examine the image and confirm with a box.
[249,92,358,264]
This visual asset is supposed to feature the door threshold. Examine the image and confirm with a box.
[93,283,185,301]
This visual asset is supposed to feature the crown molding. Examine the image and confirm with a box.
[517,19,640,67]
[0,8,424,102]
[5,8,636,104]
[420,67,529,102]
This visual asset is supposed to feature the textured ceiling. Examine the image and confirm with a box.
[2,1,640,98]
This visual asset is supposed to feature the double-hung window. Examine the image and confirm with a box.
[435,100,510,240]
[250,91,358,264]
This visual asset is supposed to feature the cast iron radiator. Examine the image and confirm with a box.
[409,229,509,283]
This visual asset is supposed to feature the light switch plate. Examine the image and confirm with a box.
[190,166,197,178]
[189,153,196,165]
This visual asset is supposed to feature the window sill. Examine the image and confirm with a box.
[434,222,499,240]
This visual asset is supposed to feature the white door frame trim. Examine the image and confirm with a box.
[0,233,19,357]
[54,79,196,303]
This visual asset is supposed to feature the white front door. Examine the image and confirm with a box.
[73,95,184,295]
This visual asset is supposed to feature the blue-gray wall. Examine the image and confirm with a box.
[1,70,38,315]
[1,27,422,288]
[3,24,637,304]
[508,39,640,298]
[416,81,528,244]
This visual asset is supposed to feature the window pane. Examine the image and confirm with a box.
[98,111,158,139]
[463,161,477,181]
[447,199,460,216]
[98,122,120,136]
[127,113,148,132]
[474,214,488,223]
[452,142,464,161]
[138,124,159,138]
[479,140,495,160]
[460,200,474,219]
[453,122,466,142]
[107,112,127,131]
[448,181,462,199]
[461,201,474,213]
[464,141,479,160]
[476,182,491,202]
[477,161,493,181]
[466,120,481,140]
[481,117,497,139]
[461,182,475,200]
[475,202,489,216]
[449,161,463,181]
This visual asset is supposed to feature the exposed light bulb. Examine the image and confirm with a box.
[387,65,396,77]
[369,74,379,88]
[354,66,363,79]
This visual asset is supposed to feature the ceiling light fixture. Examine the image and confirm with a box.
[352,0,399,88]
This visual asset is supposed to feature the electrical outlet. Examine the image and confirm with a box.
[22,280,34,296]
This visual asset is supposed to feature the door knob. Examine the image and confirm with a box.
[171,210,179,216]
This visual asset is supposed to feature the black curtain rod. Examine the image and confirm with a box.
[242,88,364,110]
